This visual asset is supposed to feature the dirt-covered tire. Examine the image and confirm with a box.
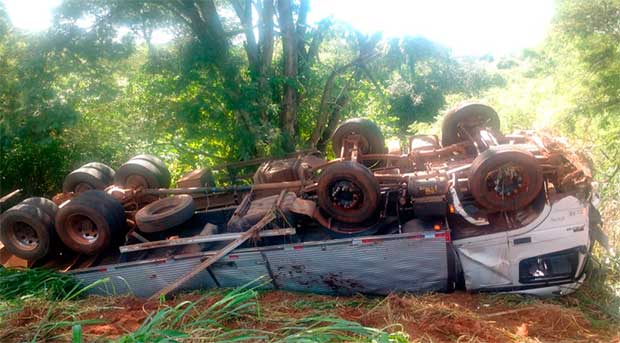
[55,190,126,255]
[114,158,164,189]
[441,103,501,147]
[82,162,115,183]
[63,167,111,193]
[317,161,380,224]
[0,203,53,260]
[131,154,171,188]
[135,195,195,233]
[468,145,543,212]
[21,197,58,221]
[331,118,386,158]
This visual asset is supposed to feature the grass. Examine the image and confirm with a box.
[0,272,410,342]
[0,267,81,301]
[114,281,409,343]
[117,281,265,342]
[0,270,618,342]
[0,269,110,342]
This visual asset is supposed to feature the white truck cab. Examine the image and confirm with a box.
[453,193,592,296]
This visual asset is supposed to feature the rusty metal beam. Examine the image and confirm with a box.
[139,180,307,196]
[149,210,277,300]
[119,228,296,254]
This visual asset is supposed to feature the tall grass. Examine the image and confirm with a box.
[0,268,108,342]
[0,267,80,301]
[118,282,267,342]
[115,281,409,343]
[272,316,409,343]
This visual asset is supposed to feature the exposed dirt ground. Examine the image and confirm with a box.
[4,289,617,342]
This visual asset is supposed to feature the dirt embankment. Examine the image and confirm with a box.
[2,290,618,342]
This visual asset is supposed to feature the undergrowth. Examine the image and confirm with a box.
[0,272,410,342]
[0,268,108,342]
[0,267,81,301]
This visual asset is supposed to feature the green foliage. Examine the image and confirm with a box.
[0,9,135,196]
[0,267,81,301]
[383,37,503,131]
[0,0,501,196]
[481,0,620,232]
[479,0,620,326]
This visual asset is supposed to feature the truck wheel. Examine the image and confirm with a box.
[55,190,126,255]
[331,118,386,158]
[77,190,127,233]
[114,158,164,189]
[63,167,111,193]
[82,162,115,183]
[468,146,543,212]
[441,103,500,147]
[135,195,195,233]
[130,154,171,188]
[0,203,53,260]
[21,197,58,221]
[317,161,380,224]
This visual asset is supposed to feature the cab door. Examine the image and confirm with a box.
[453,231,513,290]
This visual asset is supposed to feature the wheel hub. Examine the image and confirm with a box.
[11,222,39,250]
[67,214,99,243]
[485,163,526,198]
[329,180,363,210]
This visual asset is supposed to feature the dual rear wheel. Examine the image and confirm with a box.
[55,190,126,255]
[63,162,116,193]
[0,197,58,260]
[114,154,171,189]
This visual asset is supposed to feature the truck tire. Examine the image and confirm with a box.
[21,197,58,221]
[135,195,195,233]
[82,162,115,183]
[131,154,171,188]
[0,203,53,260]
[55,190,126,255]
[63,167,111,193]
[331,118,386,158]
[76,190,127,233]
[114,158,164,190]
[468,145,543,212]
[441,103,500,147]
[317,161,380,224]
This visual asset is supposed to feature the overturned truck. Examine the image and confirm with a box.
[0,103,606,298]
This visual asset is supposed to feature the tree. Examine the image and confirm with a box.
[382,36,502,132]
[56,0,382,158]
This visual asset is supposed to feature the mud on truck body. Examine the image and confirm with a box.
[0,103,606,298]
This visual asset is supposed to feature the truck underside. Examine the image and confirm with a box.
[0,102,602,298]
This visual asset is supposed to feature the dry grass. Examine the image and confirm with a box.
[0,277,619,342]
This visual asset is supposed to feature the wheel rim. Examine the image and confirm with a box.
[8,222,39,251]
[66,214,99,244]
[483,162,530,201]
[486,163,526,196]
[328,180,364,212]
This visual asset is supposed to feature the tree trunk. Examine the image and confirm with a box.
[277,0,298,150]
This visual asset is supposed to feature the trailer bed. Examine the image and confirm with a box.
[71,230,451,298]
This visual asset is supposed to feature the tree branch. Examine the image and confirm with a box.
[232,0,259,74]
[309,51,379,147]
